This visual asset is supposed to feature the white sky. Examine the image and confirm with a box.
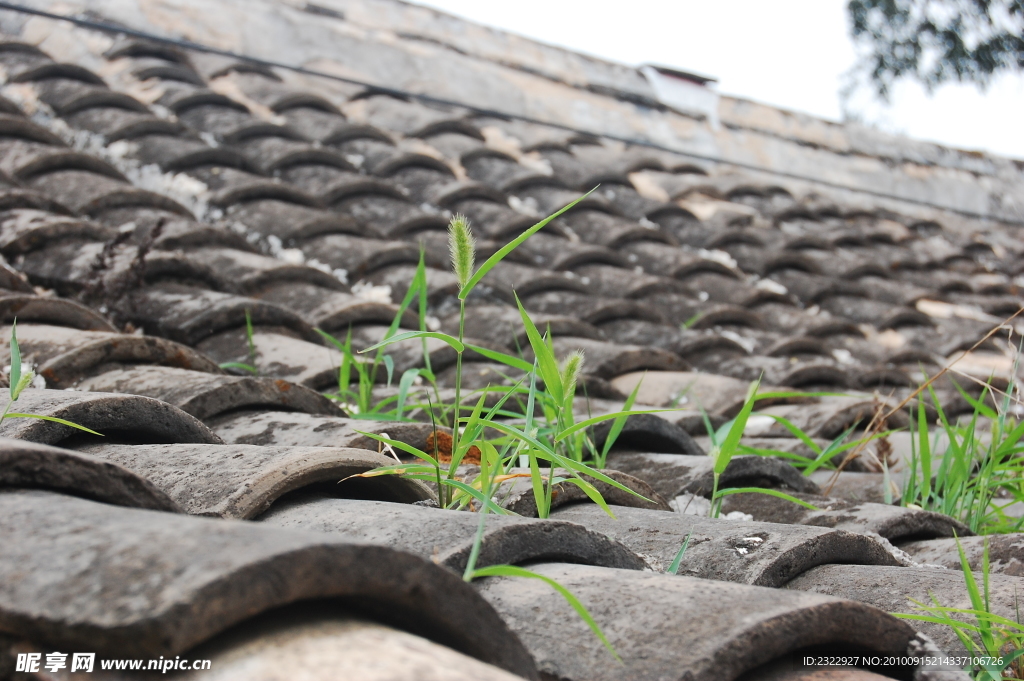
[409,0,1024,160]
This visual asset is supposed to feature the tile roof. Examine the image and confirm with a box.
[0,3,1019,679]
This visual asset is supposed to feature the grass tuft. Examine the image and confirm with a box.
[2,320,100,435]
[895,537,1024,679]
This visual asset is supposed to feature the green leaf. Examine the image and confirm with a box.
[528,449,549,518]
[462,343,533,373]
[462,379,526,446]
[700,406,717,442]
[460,189,595,299]
[468,564,620,661]
[7,414,103,436]
[482,420,653,503]
[437,477,511,515]
[601,376,644,464]
[951,379,999,420]
[714,377,761,475]
[360,330,465,354]
[802,424,859,476]
[548,451,654,505]
[515,293,562,404]
[738,445,827,466]
[451,393,488,472]
[9,319,20,401]
[714,487,819,510]
[753,390,848,401]
[667,531,692,575]
[347,462,437,477]
[396,368,420,419]
[218,362,259,375]
[354,430,439,466]
[383,354,395,387]
[721,379,761,455]
[918,396,932,507]
[955,535,991,645]
[555,409,667,442]
[754,414,823,455]
[560,476,615,518]
[316,327,349,353]
[244,308,255,361]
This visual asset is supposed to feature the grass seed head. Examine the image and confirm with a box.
[560,350,585,397]
[448,214,475,290]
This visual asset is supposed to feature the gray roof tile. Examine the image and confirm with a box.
[0,489,536,676]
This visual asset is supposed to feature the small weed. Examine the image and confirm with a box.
[356,192,659,516]
[681,312,703,330]
[459,439,620,661]
[895,537,1024,680]
[700,378,819,517]
[2,321,101,435]
[219,309,259,375]
[348,191,663,516]
[739,416,893,477]
[319,252,439,420]
[667,531,692,575]
[901,378,1024,535]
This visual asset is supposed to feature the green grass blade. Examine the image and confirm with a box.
[528,448,549,518]
[354,430,438,466]
[753,390,848,401]
[955,535,993,649]
[681,312,703,329]
[714,487,819,510]
[715,377,761,475]
[667,531,692,575]
[560,476,615,518]
[452,393,488,472]
[738,445,826,466]
[721,378,761,458]
[467,380,528,445]
[600,376,643,463]
[555,408,668,442]
[413,252,436,379]
[460,189,595,299]
[9,319,20,401]
[756,414,824,455]
[994,419,1024,458]
[917,398,933,507]
[347,463,437,476]
[522,363,539,465]
[483,421,551,454]
[316,327,349,353]
[7,414,103,436]
[360,330,465,354]
[547,451,654,504]
[468,564,620,661]
[951,378,999,420]
[802,424,860,476]
[515,293,562,403]
[396,368,420,419]
[462,343,533,373]
[438,478,512,515]
[218,362,259,374]
[244,308,255,360]
[700,406,717,441]
[482,420,653,503]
